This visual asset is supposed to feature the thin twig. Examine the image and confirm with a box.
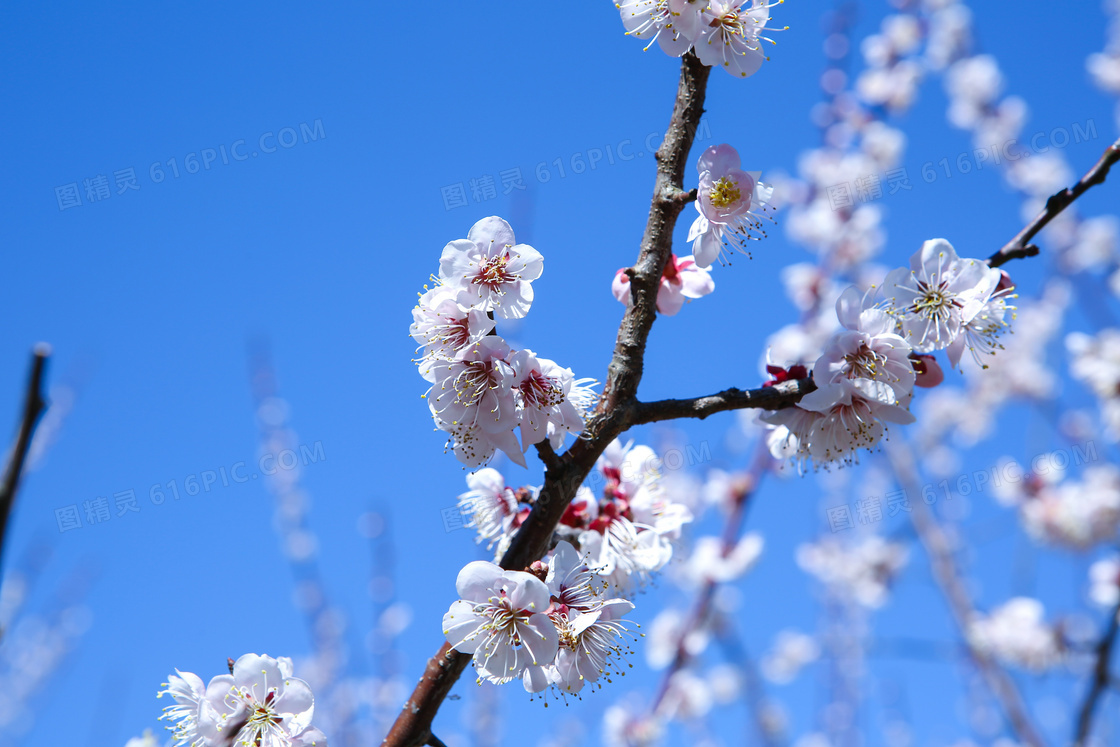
[383,52,712,747]
[885,439,1046,747]
[1072,596,1120,747]
[989,136,1120,268]
[0,345,50,590]
[631,377,816,425]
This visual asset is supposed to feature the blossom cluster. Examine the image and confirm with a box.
[615,0,786,79]
[994,462,1120,549]
[459,439,694,596]
[158,653,328,747]
[612,143,773,316]
[443,543,636,696]
[967,597,1063,672]
[411,217,597,468]
[795,535,908,608]
[762,238,1013,468]
[445,439,698,695]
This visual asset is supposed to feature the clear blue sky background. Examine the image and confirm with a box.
[0,2,1117,745]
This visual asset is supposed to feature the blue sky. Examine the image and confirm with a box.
[1,2,1118,745]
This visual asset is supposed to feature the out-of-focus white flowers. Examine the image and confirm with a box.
[994,462,1120,549]
[1089,555,1120,608]
[1068,328,1120,442]
[616,0,787,79]
[1087,0,1120,95]
[760,630,820,684]
[413,216,598,469]
[158,654,328,747]
[967,598,1063,671]
[796,536,908,608]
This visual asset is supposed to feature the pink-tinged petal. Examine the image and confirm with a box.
[687,212,708,243]
[275,677,315,722]
[678,264,715,299]
[509,243,545,282]
[506,572,550,612]
[568,608,603,637]
[726,47,765,78]
[488,426,528,468]
[656,281,686,315]
[599,599,636,621]
[232,654,282,693]
[493,277,534,320]
[476,633,524,678]
[851,376,899,405]
[204,673,236,710]
[835,285,865,330]
[876,403,917,425]
[914,238,960,277]
[522,664,552,693]
[858,308,898,337]
[692,223,721,268]
[292,726,329,747]
[456,560,505,601]
[467,216,516,255]
[913,354,945,387]
[697,144,741,177]
[657,28,694,56]
[612,269,632,306]
[444,599,487,653]
[946,335,967,369]
[438,239,480,281]
[798,382,849,413]
[554,649,587,693]
[518,612,561,666]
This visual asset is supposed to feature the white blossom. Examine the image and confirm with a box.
[438,216,543,319]
[968,598,1062,671]
[443,561,559,686]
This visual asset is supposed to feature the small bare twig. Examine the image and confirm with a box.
[1072,596,1120,747]
[631,378,816,425]
[0,345,51,589]
[989,136,1120,268]
[885,439,1046,747]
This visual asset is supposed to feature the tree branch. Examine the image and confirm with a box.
[631,378,816,425]
[988,136,1120,268]
[0,345,50,589]
[1072,595,1120,747]
[383,52,712,747]
[885,440,1046,747]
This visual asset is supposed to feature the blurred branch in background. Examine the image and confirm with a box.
[248,342,409,746]
[0,345,50,591]
[886,439,1046,747]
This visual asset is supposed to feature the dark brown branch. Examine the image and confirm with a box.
[1072,595,1120,747]
[383,52,712,747]
[631,377,816,425]
[885,440,1046,747]
[0,345,50,589]
[989,136,1120,268]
